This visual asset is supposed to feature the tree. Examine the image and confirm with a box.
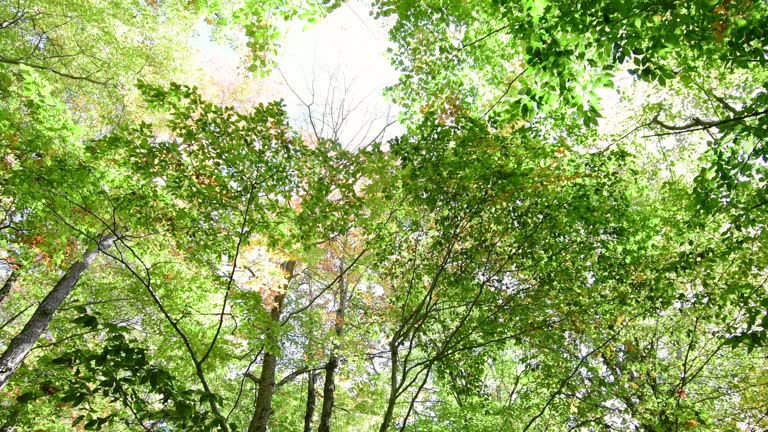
[375,0,768,126]
[248,260,296,432]
[0,233,116,389]
[0,0,202,129]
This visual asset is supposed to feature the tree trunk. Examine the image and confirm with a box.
[303,372,319,432]
[318,259,347,432]
[318,354,338,432]
[0,234,116,390]
[249,348,279,432]
[248,260,295,432]
[379,341,400,432]
[0,269,18,303]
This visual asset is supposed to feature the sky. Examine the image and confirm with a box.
[191,0,403,149]
[276,1,403,148]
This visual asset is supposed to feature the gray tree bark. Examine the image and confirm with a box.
[0,233,116,390]
[303,371,319,432]
[0,270,18,303]
[318,259,347,432]
[248,260,296,432]
[379,341,400,432]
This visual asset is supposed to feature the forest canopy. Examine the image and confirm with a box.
[1,0,768,431]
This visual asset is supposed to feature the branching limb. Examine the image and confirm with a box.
[521,314,641,432]
[482,67,529,118]
[646,108,768,137]
[0,56,111,85]
[276,366,325,389]
[200,183,255,365]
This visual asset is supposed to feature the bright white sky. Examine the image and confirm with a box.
[192,0,402,149]
[276,1,402,148]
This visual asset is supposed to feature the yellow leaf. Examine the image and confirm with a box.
[616,314,626,327]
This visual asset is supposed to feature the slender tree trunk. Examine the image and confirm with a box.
[379,341,400,432]
[0,269,18,303]
[318,354,338,432]
[248,260,295,432]
[249,348,279,432]
[0,234,116,390]
[318,259,347,432]
[303,372,319,432]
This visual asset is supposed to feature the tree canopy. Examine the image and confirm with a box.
[1,0,767,431]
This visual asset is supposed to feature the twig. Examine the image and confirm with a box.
[455,24,512,53]
[482,67,529,118]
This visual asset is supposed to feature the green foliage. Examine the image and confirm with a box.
[376,0,768,127]
[49,316,222,431]
[0,0,201,129]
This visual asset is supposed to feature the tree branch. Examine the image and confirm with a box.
[482,67,529,118]
[200,183,255,365]
[276,366,325,389]
[647,108,768,137]
[0,57,111,85]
